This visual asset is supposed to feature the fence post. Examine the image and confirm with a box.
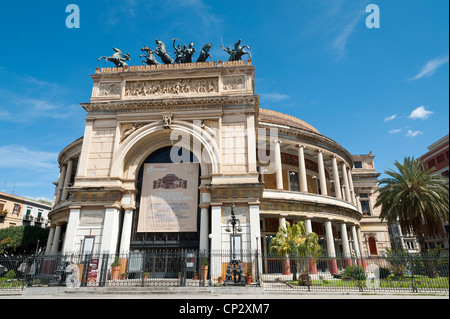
[306,255,310,292]
[408,253,417,293]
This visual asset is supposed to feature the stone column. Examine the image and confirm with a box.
[199,205,210,253]
[325,220,337,274]
[331,156,342,199]
[61,159,73,202]
[340,223,351,267]
[45,227,55,255]
[347,168,356,204]
[274,140,283,190]
[279,215,290,275]
[50,225,62,254]
[101,207,121,254]
[304,217,317,274]
[62,208,80,253]
[249,204,262,280]
[341,163,351,203]
[352,225,366,269]
[55,165,67,204]
[210,204,222,280]
[297,145,308,192]
[119,209,134,253]
[317,150,327,195]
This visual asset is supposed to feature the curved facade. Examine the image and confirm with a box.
[47,61,390,277]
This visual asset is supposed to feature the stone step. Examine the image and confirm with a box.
[64,286,213,295]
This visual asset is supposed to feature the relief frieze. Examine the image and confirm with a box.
[125,77,219,98]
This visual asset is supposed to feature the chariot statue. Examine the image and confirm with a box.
[98,47,131,68]
[172,39,196,63]
[197,43,213,62]
[155,39,174,64]
[140,46,161,66]
[221,39,251,61]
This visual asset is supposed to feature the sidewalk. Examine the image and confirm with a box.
[1,286,448,299]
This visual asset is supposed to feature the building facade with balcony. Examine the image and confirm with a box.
[0,191,51,229]
[47,61,390,277]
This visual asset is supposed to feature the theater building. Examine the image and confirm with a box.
[47,61,390,275]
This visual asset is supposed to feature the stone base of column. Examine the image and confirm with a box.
[329,259,338,274]
[309,259,317,274]
[344,258,352,268]
[282,259,291,275]
[357,259,367,271]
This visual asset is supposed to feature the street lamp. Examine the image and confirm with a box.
[224,203,245,286]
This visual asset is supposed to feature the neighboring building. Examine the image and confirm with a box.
[0,191,51,229]
[419,134,449,252]
[387,134,449,253]
[47,60,391,278]
[352,152,391,256]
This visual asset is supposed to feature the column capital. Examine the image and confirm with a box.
[273,139,282,144]
[315,149,325,154]
[296,144,306,149]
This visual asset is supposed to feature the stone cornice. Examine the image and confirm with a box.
[81,95,260,113]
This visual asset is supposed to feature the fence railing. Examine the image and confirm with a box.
[1,251,448,293]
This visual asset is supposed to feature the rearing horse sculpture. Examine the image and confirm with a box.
[154,40,174,64]
[98,48,131,68]
[196,43,213,63]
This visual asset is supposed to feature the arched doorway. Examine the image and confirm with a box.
[130,146,201,252]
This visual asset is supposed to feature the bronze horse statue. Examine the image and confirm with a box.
[196,43,213,63]
[140,46,161,66]
[98,48,131,68]
[154,40,174,64]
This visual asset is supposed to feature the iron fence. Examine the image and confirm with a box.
[1,250,448,293]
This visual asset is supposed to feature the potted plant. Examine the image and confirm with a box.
[245,269,252,285]
[110,256,120,280]
[178,272,181,280]
[193,272,198,280]
[201,258,209,281]
[217,276,223,284]
[120,272,127,280]
[144,272,149,280]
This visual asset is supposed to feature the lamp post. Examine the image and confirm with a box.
[224,203,245,286]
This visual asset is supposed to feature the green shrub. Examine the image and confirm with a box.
[5,270,16,280]
[342,265,366,281]
[379,267,391,279]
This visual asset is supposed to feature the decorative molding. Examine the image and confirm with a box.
[81,95,259,113]
[223,75,246,91]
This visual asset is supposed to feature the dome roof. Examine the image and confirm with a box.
[259,108,320,134]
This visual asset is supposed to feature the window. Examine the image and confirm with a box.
[359,193,369,198]
[12,204,21,215]
[405,240,415,250]
[360,201,371,216]
[437,154,445,163]
[289,171,299,191]
[428,159,436,168]
[354,161,362,168]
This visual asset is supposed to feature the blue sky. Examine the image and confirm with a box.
[0,0,448,202]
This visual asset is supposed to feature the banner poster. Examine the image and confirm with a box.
[138,163,199,233]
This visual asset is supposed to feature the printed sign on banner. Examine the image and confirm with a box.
[138,163,199,233]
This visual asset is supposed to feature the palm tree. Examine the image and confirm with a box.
[269,221,322,285]
[374,156,449,277]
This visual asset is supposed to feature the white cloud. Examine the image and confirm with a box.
[260,93,290,102]
[406,130,423,137]
[408,106,433,120]
[384,114,397,122]
[388,129,402,134]
[0,146,58,171]
[409,54,449,80]
[331,15,362,59]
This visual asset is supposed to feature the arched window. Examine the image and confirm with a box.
[368,236,378,255]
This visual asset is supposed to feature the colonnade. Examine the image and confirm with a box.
[277,215,363,274]
[272,141,357,206]
[54,157,78,204]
